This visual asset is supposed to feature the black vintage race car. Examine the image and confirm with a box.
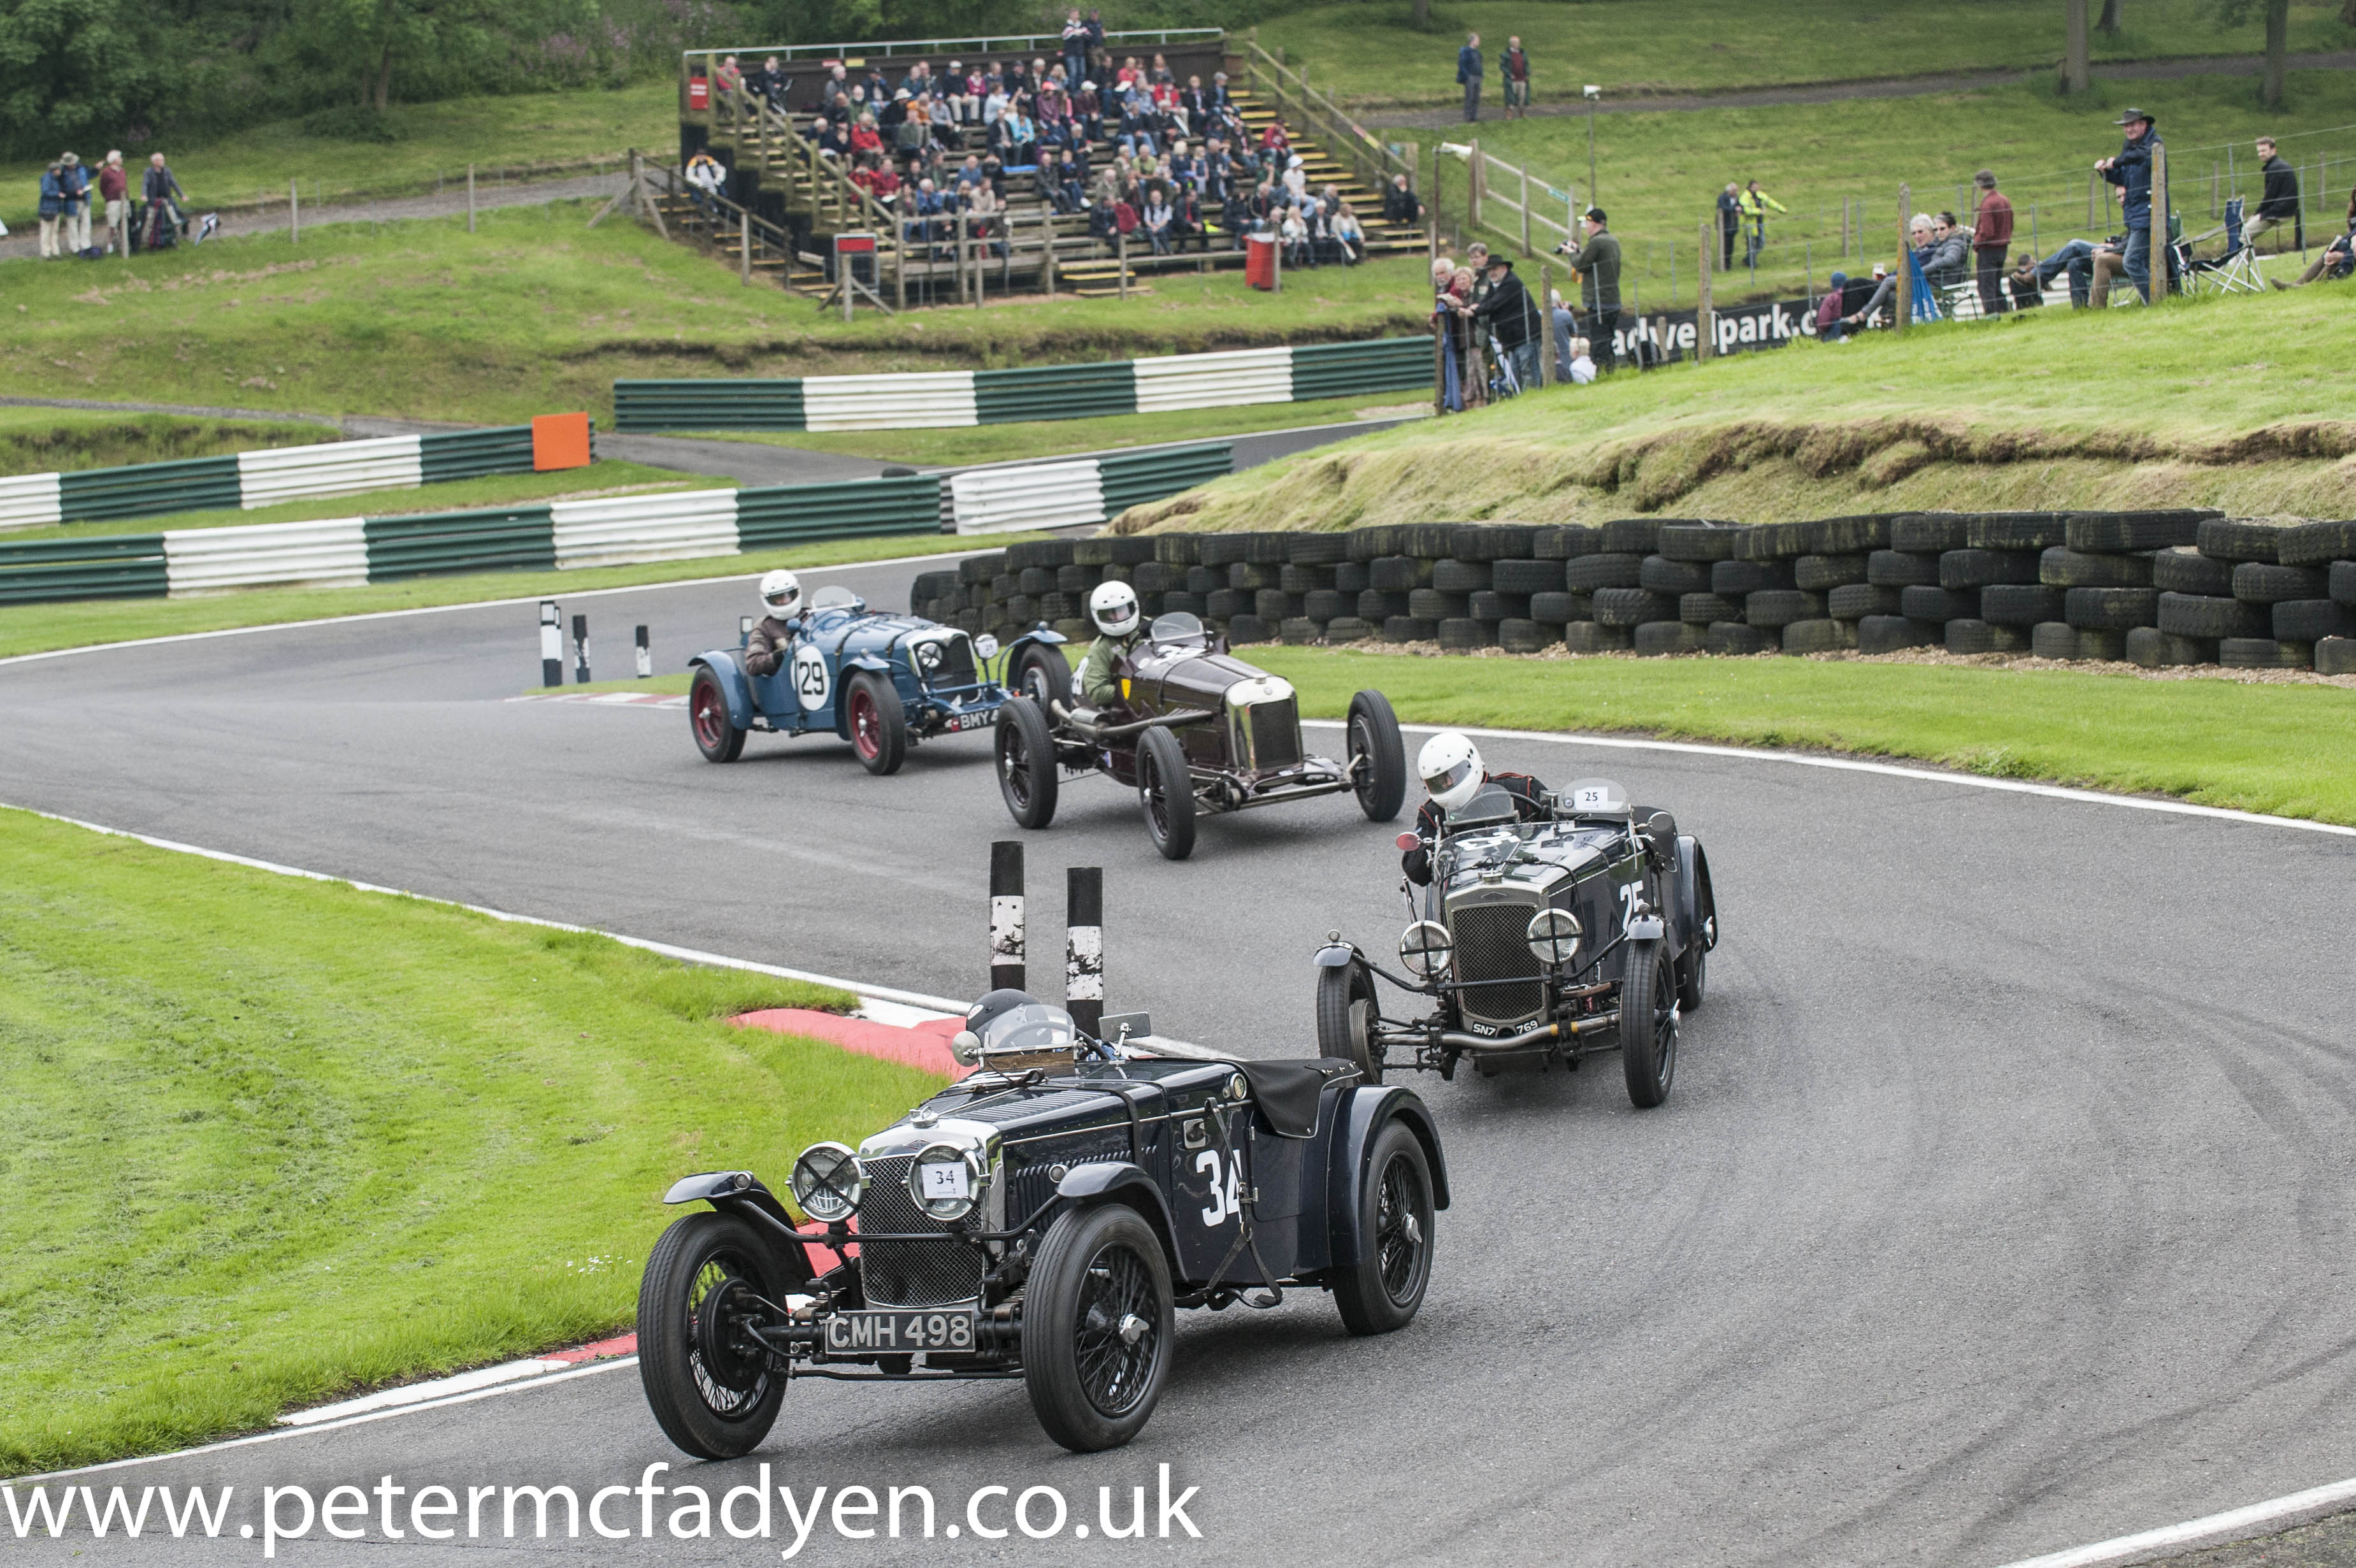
[638,1000,1447,1456]
[990,611,1409,860]
[1311,777,1717,1106]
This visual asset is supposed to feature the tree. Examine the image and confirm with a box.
[2209,0,2290,106]
[2097,0,2123,34]
[2062,0,2090,92]
[0,0,164,154]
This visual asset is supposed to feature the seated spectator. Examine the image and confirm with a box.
[1034,148,1074,212]
[1142,191,1175,254]
[754,56,789,110]
[1546,285,1576,371]
[1073,80,1103,141]
[2006,251,2046,310]
[964,180,1007,258]
[849,113,883,157]
[1221,182,1251,248]
[1814,271,1850,341]
[2273,187,2356,287]
[1280,205,1310,268]
[1282,153,1308,205]
[1565,336,1597,385]
[1333,203,1365,264]
[684,149,728,217]
[2019,236,2118,308]
[956,153,989,194]
[715,54,743,96]
[1383,173,1425,228]
[1843,261,1895,329]
[1916,212,1972,287]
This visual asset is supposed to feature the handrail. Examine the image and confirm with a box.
[1242,40,1412,208]
[682,29,1220,66]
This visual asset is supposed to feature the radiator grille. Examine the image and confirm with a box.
[1450,899,1544,1026]
[1247,698,1302,769]
[857,1154,986,1308]
[920,635,977,691]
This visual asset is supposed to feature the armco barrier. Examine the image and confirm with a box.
[164,518,370,593]
[364,506,557,580]
[0,533,170,605]
[907,513,2356,677]
[0,422,586,534]
[947,442,1232,536]
[551,490,740,570]
[735,475,945,547]
[610,338,1436,433]
[1098,444,1234,519]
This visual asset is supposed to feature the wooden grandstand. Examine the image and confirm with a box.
[654,32,1429,307]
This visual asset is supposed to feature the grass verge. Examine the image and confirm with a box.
[0,531,1047,663]
[0,406,334,474]
[1252,645,2356,824]
[1117,283,2356,529]
[0,205,1430,427]
[0,806,937,1476]
[1265,0,2353,108]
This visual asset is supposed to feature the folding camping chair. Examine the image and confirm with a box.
[2182,197,2267,295]
[1486,331,1524,400]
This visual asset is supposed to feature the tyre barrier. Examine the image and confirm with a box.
[611,339,1433,433]
[0,419,591,533]
[909,513,2356,677]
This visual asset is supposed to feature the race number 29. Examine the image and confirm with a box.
[792,646,831,712]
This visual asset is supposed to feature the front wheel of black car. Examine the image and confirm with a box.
[1346,689,1408,821]
[1022,1204,1175,1453]
[1333,1120,1433,1336]
[1011,642,1074,709]
[1620,940,1679,1109]
[1314,958,1383,1083]
[845,672,907,775]
[637,1211,789,1459]
[689,668,746,763]
[995,696,1059,828]
[1677,851,1716,1013]
[1137,724,1196,860]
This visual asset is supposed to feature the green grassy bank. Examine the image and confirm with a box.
[0,808,938,1476]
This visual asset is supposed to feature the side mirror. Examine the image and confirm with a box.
[1644,811,1674,838]
[1396,831,1421,852]
[950,1030,981,1065]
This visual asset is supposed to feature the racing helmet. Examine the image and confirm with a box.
[758,568,802,619]
[1418,730,1485,812]
[1089,580,1141,637]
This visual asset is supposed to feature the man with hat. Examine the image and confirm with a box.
[2097,106,2164,302]
[1558,206,1623,372]
[1469,252,1539,394]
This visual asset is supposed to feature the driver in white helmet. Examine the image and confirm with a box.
[1076,580,1145,710]
[1402,730,1549,884]
[742,568,803,678]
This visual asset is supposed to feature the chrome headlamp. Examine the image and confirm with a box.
[1399,919,1453,979]
[789,1141,863,1223]
[1526,907,1583,967]
[908,1140,989,1223]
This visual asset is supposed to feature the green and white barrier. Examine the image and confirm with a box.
[0,426,545,533]
[948,442,1235,536]
[613,338,1432,433]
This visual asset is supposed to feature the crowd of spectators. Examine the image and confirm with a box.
[1430,205,1621,410]
[30,150,192,259]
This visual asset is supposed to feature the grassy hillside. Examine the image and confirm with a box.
[1116,282,2356,529]
[1263,0,2356,107]
[0,406,333,473]
[0,807,935,1475]
[0,203,1430,426]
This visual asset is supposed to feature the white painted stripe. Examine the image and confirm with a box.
[1132,347,1293,413]
[1994,1475,2356,1568]
[803,372,979,431]
[549,488,740,570]
[0,470,64,531]
[950,460,1105,535]
[162,517,370,594]
[24,1357,640,1481]
[1300,719,2356,839]
[234,435,423,508]
[277,1356,570,1425]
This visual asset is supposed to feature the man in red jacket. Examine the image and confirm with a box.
[1972,169,2015,317]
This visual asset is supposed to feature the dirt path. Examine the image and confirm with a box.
[1364,48,2356,129]
[0,170,626,264]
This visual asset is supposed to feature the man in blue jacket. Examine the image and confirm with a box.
[1457,32,1483,123]
[2097,107,2165,302]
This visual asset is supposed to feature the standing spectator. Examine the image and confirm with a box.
[1737,180,1784,270]
[1547,285,1576,376]
[2097,106,2162,302]
[61,153,91,253]
[98,150,128,253]
[1457,32,1484,123]
[1971,169,2014,316]
[141,152,184,249]
[1560,206,1622,372]
[1471,254,1539,392]
[1502,37,1531,120]
[38,159,66,258]
[684,149,728,217]
[1716,183,1741,271]
[2246,136,2299,248]
[1061,9,1091,97]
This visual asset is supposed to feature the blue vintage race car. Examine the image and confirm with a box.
[687,585,1067,774]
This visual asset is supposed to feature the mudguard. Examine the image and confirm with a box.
[1677,837,1717,953]
[1313,940,1358,968]
[1055,1160,1183,1274]
[661,1170,815,1287]
[1324,1086,1451,1271]
[828,652,897,739]
[689,651,757,730]
[1009,628,1069,650]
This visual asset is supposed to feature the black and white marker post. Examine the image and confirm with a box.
[635,624,652,679]
[1066,865,1104,1040]
[540,601,563,687]
[572,614,591,684]
[989,841,1025,993]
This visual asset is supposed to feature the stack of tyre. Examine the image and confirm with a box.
[907,515,2356,674]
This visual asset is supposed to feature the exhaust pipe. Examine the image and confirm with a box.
[1379,1012,1621,1054]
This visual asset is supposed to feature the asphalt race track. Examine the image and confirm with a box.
[6,554,2356,1567]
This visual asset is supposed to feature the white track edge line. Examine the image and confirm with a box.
[18,1359,641,1483]
[1993,1474,2356,1568]
[9,805,970,1014]
[0,545,994,670]
[1298,719,2356,840]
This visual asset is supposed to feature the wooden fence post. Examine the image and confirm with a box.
[1468,139,1483,232]
[1538,261,1556,386]
[1117,227,1128,298]
[290,180,299,245]
[2153,140,2171,298]
[740,211,752,284]
[467,165,477,232]
[1696,218,1713,361]
[1520,163,1532,255]
[1895,182,1912,333]
[1044,211,1056,297]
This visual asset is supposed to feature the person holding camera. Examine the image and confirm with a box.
[1557,207,1622,372]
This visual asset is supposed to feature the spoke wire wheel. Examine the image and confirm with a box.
[995,696,1058,828]
[636,1211,787,1458]
[1022,1204,1174,1452]
[1137,724,1196,860]
[1620,940,1678,1109]
[1332,1120,1433,1335]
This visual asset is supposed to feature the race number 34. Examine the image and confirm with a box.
[1195,1148,1242,1226]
